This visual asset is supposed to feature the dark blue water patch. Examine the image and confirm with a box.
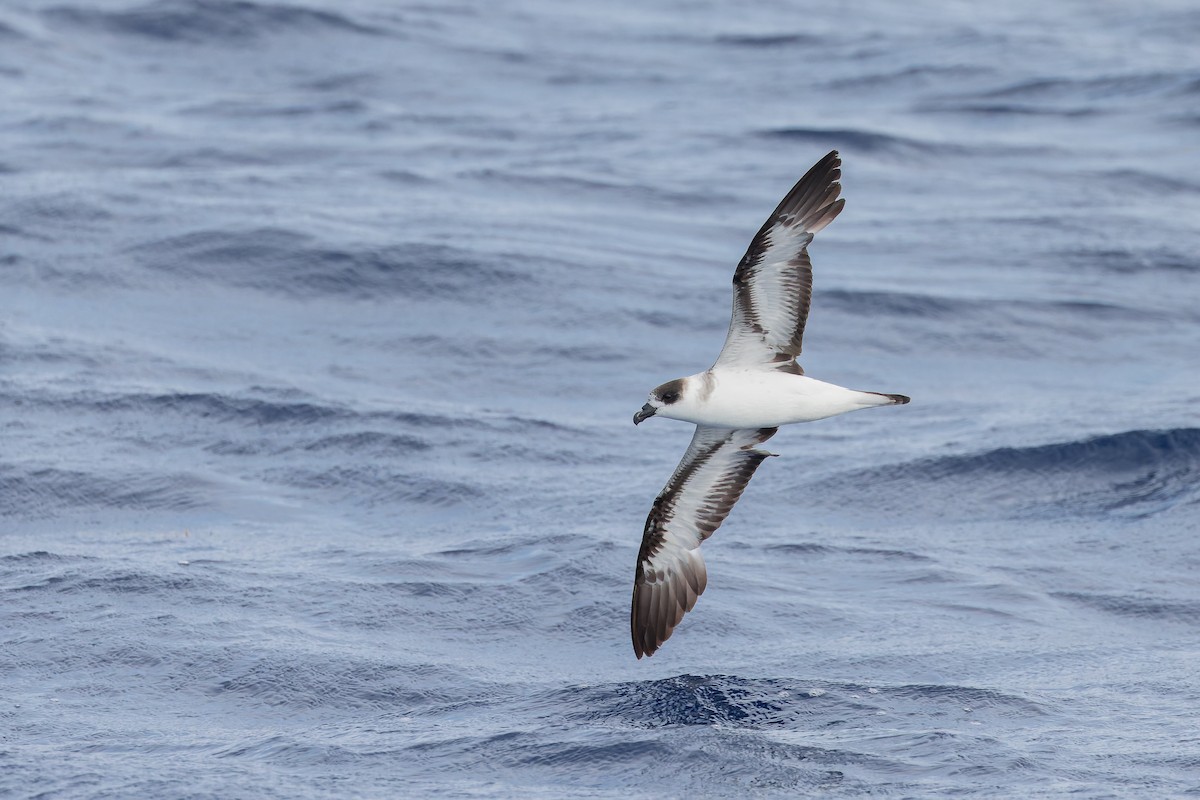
[129,230,528,300]
[713,33,822,48]
[554,675,1052,770]
[925,429,1200,477]
[561,674,838,729]
[817,429,1200,521]
[42,0,384,44]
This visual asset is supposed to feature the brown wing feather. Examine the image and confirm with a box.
[631,426,778,658]
[716,150,845,371]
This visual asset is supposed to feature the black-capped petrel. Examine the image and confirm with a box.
[630,150,909,658]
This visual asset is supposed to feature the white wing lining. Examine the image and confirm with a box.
[631,426,778,658]
[713,150,844,372]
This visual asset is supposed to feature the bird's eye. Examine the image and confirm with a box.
[662,391,679,404]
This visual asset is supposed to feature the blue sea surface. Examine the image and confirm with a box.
[3,0,1199,797]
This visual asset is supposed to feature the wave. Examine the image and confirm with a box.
[968,73,1189,102]
[819,289,972,318]
[2,384,577,441]
[0,19,25,40]
[921,72,1196,115]
[185,97,369,118]
[1056,246,1198,275]
[756,126,951,157]
[569,674,934,727]
[0,463,214,518]
[16,567,220,597]
[1053,591,1200,624]
[43,0,383,43]
[712,33,821,48]
[829,65,992,91]
[204,431,432,457]
[96,390,349,425]
[211,654,463,712]
[263,466,482,507]
[819,428,1200,520]
[1092,168,1200,196]
[129,229,527,300]
[917,428,1200,477]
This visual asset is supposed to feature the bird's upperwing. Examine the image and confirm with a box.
[631,425,778,658]
[713,150,844,373]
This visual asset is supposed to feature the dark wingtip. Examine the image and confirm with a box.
[766,150,846,235]
[887,394,911,405]
[633,635,654,659]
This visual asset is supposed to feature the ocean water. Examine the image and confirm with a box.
[2,0,1199,796]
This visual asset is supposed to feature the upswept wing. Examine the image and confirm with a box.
[631,425,778,658]
[713,150,844,372]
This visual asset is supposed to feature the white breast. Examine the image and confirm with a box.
[672,370,892,429]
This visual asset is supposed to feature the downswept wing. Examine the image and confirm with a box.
[713,150,845,373]
[631,425,778,658]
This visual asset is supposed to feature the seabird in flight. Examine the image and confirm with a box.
[630,150,909,658]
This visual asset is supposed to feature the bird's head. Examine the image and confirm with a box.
[633,378,688,425]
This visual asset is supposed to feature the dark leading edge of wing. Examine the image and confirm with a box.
[631,426,778,658]
[713,150,845,372]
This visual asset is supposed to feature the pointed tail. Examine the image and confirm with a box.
[866,392,910,405]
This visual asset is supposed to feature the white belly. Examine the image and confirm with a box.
[675,370,890,429]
